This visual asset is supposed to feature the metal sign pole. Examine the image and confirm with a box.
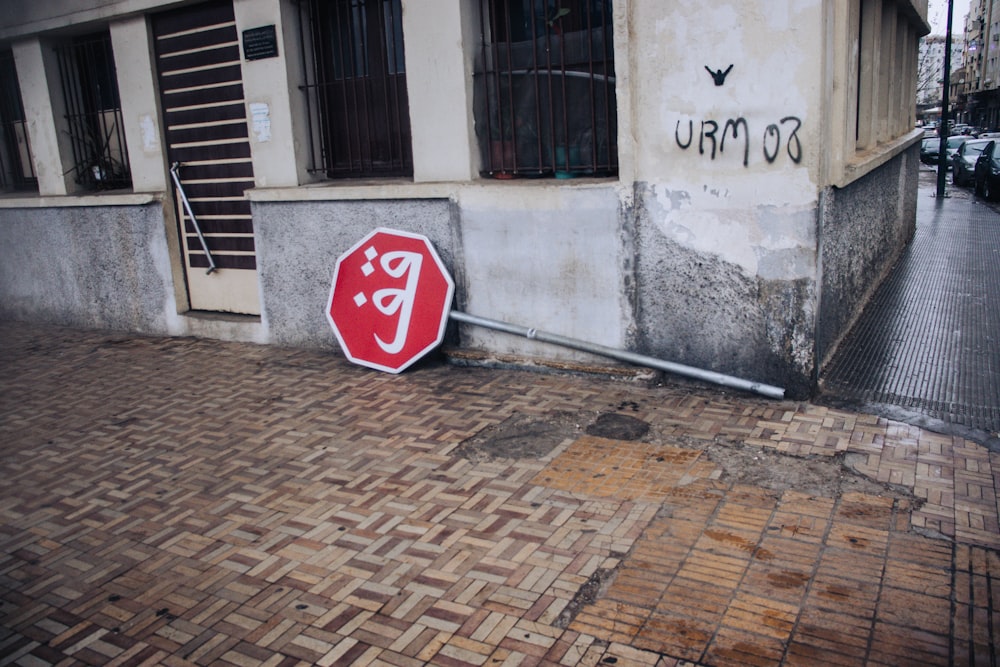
[937,0,955,199]
[449,310,785,399]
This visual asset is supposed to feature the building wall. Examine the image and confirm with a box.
[0,201,173,332]
[0,198,268,342]
[961,0,1000,129]
[817,143,920,371]
[0,0,929,398]
[254,198,459,349]
[622,2,827,396]
[919,35,965,106]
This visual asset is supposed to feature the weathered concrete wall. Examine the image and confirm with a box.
[253,199,457,349]
[253,188,631,360]
[622,1,824,397]
[0,203,174,333]
[455,185,631,360]
[817,145,919,368]
[632,183,818,397]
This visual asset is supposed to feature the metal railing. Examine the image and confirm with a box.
[169,162,217,275]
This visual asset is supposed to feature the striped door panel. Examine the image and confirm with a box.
[153,0,255,272]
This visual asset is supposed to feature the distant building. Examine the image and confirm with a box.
[919,34,965,108]
[959,0,1000,128]
[0,0,930,398]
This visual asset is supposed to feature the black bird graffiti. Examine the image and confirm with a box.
[705,64,734,86]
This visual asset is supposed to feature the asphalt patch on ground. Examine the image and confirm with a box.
[455,409,654,462]
[584,413,650,440]
[453,412,585,462]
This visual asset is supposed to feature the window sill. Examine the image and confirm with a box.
[245,176,621,202]
[247,180,456,202]
[0,190,162,208]
[834,128,924,189]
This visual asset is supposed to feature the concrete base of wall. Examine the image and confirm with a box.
[817,143,919,370]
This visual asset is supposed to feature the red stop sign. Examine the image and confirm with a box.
[326,228,455,373]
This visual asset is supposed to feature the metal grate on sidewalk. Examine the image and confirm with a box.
[823,182,1000,436]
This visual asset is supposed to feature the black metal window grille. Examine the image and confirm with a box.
[54,31,131,190]
[0,49,37,191]
[298,0,412,179]
[476,0,617,179]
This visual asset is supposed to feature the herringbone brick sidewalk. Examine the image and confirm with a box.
[0,322,997,666]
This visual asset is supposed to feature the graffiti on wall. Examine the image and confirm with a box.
[705,65,733,86]
[674,116,802,168]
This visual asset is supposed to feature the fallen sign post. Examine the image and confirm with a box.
[326,228,785,399]
[447,311,785,400]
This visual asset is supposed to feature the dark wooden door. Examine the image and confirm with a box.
[153,0,260,314]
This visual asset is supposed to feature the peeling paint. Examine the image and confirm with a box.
[761,278,816,372]
[634,181,818,396]
[648,183,816,279]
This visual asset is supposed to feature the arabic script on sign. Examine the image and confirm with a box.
[352,245,423,354]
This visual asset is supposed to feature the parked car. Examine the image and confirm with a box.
[944,135,968,167]
[920,137,942,164]
[952,138,992,186]
[974,141,1000,200]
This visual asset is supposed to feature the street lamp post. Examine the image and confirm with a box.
[937,0,955,199]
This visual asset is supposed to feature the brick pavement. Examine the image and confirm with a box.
[0,322,997,666]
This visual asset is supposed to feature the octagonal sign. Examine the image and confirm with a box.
[326,228,455,373]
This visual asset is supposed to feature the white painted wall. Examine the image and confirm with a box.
[401,0,479,182]
[110,16,168,193]
[233,0,300,188]
[13,39,74,195]
[457,184,630,354]
[629,0,823,281]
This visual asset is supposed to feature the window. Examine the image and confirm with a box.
[856,0,875,147]
[299,0,412,179]
[475,0,617,179]
[0,49,37,191]
[853,0,920,152]
[54,31,131,190]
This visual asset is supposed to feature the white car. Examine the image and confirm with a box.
[944,135,968,168]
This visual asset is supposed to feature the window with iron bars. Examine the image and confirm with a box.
[0,49,37,192]
[475,0,617,179]
[54,31,131,191]
[298,0,412,179]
